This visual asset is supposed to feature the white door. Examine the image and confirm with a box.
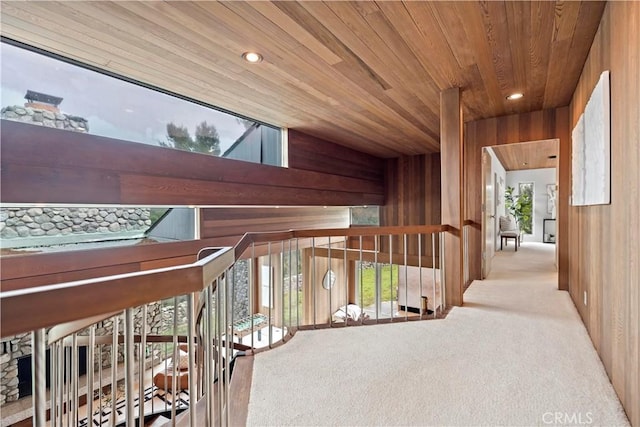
[481,150,494,278]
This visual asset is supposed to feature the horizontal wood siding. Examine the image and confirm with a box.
[0,120,384,207]
[288,130,385,182]
[464,108,570,289]
[568,3,639,425]
[200,206,350,245]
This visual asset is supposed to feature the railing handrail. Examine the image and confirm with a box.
[234,224,450,258]
[0,247,234,338]
[1,224,449,338]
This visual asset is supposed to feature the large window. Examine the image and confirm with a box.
[0,41,283,166]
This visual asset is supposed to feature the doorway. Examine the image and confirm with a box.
[481,139,559,278]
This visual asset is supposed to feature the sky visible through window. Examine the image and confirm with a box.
[0,42,253,153]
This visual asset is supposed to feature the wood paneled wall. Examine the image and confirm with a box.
[568,3,639,425]
[288,130,385,183]
[380,153,441,261]
[0,120,384,207]
[464,108,570,288]
[302,246,348,326]
[200,207,350,247]
[381,154,441,227]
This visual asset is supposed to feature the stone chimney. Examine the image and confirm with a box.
[24,90,63,113]
[2,90,88,132]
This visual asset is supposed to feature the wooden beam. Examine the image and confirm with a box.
[440,87,464,306]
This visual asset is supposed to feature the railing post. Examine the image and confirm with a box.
[186,293,196,426]
[250,243,255,351]
[440,232,446,311]
[88,325,95,424]
[328,236,332,327]
[359,235,364,323]
[296,238,300,329]
[138,306,147,422]
[388,234,393,320]
[418,233,423,320]
[72,333,79,426]
[343,234,348,327]
[50,341,57,426]
[171,298,179,426]
[403,233,408,320]
[206,284,214,426]
[125,308,135,427]
[31,328,46,427]
[432,233,437,319]
[267,242,273,347]
[111,314,119,427]
[374,234,379,322]
[311,238,317,328]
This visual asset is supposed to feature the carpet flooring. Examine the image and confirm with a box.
[247,243,629,426]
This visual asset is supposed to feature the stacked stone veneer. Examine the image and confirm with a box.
[232,260,250,320]
[0,207,152,240]
[0,303,166,406]
[1,105,89,131]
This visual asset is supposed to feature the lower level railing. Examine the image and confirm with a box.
[0,224,449,426]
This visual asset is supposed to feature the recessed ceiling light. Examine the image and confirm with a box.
[242,52,263,63]
[506,93,524,100]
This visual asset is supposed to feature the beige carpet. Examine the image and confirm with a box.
[247,243,629,426]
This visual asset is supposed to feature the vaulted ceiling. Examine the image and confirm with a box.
[0,1,605,158]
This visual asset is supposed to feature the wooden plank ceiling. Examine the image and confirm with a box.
[0,1,605,158]
[491,138,559,171]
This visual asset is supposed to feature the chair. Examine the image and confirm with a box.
[499,215,520,251]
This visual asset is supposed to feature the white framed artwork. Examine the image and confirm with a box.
[547,184,557,217]
[572,113,585,205]
[571,70,610,206]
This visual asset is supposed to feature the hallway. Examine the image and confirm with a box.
[247,243,629,426]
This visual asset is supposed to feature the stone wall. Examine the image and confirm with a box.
[232,260,250,320]
[0,207,152,241]
[0,303,165,406]
[1,105,88,131]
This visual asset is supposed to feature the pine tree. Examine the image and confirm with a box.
[195,121,221,156]
[161,121,220,155]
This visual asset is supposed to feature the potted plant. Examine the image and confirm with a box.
[504,186,533,234]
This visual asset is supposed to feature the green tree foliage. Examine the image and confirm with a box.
[505,185,533,234]
[161,121,220,155]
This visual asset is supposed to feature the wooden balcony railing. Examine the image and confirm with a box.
[0,224,449,426]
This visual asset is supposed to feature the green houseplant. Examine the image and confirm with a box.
[504,186,533,234]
